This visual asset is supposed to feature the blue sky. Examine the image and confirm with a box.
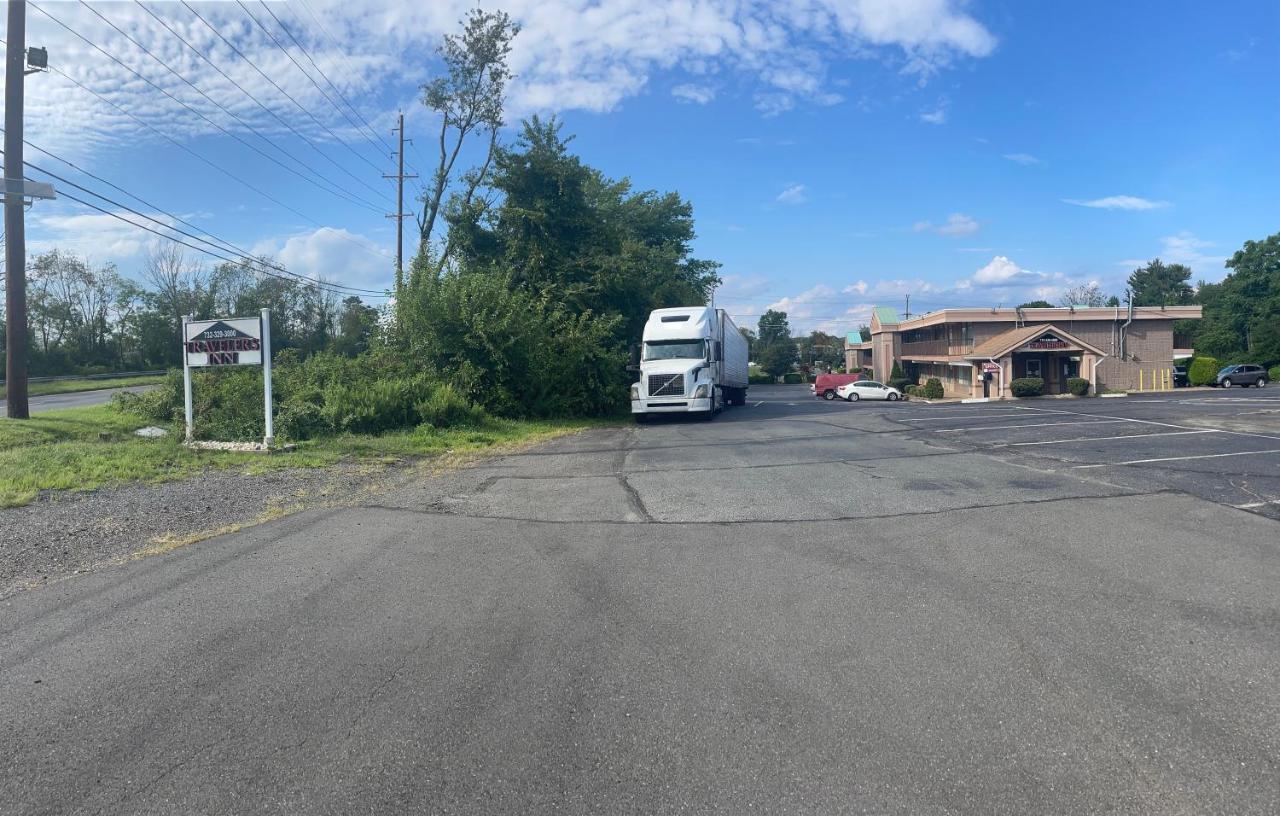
[16,0,1280,334]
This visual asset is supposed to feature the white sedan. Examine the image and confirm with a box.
[836,380,903,402]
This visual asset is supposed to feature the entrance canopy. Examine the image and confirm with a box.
[965,323,1105,360]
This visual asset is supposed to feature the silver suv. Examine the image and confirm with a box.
[1217,364,1269,388]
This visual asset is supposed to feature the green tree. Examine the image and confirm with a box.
[1194,232,1280,360]
[1105,295,1121,307]
[757,309,791,347]
[857,324,871,342]
[416,9,520,286]
[1018,300,1053,309]
[1128,259,1194,306]
[758,341,794,379]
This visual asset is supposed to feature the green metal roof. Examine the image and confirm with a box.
[846,331,862,344]
[872,306,900,325]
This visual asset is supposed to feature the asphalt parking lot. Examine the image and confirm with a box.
[3,384,1279,814]
[880,388,1280,519]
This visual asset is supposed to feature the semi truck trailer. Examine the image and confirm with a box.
[630,306,749,421]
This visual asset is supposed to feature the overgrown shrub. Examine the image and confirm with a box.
[1010,377,1045,397]
[748,374,774,384]
[112,369,184,423]
[904,385,920,397]
[1269,365,1279,382]
[1066,377,1090,396]
[416,383,486,428]
[275,402,331,441]
[888,377,913,392]
[1188,356,1219,386]
[922,377,944,399]
[782,372,803,384]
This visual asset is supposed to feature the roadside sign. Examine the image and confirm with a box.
[181,311,275,446]
[981,362,1001,373]
[184,317,263,367]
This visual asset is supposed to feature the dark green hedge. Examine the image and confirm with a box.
[1188,356,1219,386]
[1010,377,1044,397]
[1066,377,1090,396]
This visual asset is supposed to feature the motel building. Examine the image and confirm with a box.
[845,304,1201,399]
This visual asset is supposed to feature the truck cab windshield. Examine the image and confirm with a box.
[643,340,706,361]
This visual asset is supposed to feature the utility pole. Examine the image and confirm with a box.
[903,294,910,320]
[4,0,29,418]
[384,111,416,293]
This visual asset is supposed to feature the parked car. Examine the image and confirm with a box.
[1217,364,1269,388]
[1172,365,1188,387]
[811,372,861,400]
[837,380,903,402]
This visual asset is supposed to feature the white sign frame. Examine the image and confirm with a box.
[181,309,274,446]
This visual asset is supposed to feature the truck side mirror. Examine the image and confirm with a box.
[627,343,641,372]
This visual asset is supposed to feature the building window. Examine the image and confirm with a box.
[1026,359,1042,378]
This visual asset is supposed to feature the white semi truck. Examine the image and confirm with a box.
[630,306,749,421]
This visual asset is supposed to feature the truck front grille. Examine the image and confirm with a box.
[648,374,684,397]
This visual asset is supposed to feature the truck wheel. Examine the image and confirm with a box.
[822,389,836,400]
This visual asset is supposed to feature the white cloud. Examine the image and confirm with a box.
[1063,195,1171,211]
[969,255,1049,286]
[914,212,980,237]
[919,103,948,124]
[28,208,160,264]
[1002,152,1039,165]
[251,227,393,291]
[1118,231,1226,277]
[672,83,715,104]
[776,183,808,205]
[21,0,997,163]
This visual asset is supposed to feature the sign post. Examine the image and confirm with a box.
[261,308,273,447]
[182,314,194,441]
[182,311,272,447]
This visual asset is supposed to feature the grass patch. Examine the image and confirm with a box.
[0,405,621,508]
[0,374,166,401]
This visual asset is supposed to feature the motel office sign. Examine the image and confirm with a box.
[1020,332,1071,351]
[184,317,263,367]
[181,311,275,445]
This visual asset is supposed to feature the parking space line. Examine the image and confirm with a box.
[1072,449,1280,469]
[1014,404,1280,442]
[899,411,1063,422]
[1002,429,1218,447]
[753,401,763,407]
[933,419,1127,433]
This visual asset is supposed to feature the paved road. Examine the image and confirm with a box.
[3,386,1279,814]
[0,384,154,413]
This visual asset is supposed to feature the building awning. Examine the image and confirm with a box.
[966,324,1106,360]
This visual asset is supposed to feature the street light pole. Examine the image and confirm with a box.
[4,0,29,418]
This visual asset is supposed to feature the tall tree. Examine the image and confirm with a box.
[415,9,519,287]
[757,309,791,347]
[1128,259,1194,306]
[1058,283,1106,307]
[1018,300,1053,309]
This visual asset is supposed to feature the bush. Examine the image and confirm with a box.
[748,374,775,385]
[416,383,487,429]
[275,402,331,441]
[112,369,184,423]
[321,374,436,435]
[921,377,944,399]
[1269,365,1279,382]
[904,385,921,397]
[1010,377,1044,397]
[1188,356,1219,386]
[1066,377,1090,396]
[782,372,803,384]
[888,377,913,392]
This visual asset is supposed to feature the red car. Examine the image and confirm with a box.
[811,373,862,400]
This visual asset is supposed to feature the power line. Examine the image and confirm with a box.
[31,2,389,215]
[246,0,396,175]
[234,0,389,180]
[289,0,401,158]
[78,0,391,210]
[24,54,393,265]
[178,0,390,190]
[25,172,388,299]
[9,146,386,296]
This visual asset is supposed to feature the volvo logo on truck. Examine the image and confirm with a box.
[629,306,749,422]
